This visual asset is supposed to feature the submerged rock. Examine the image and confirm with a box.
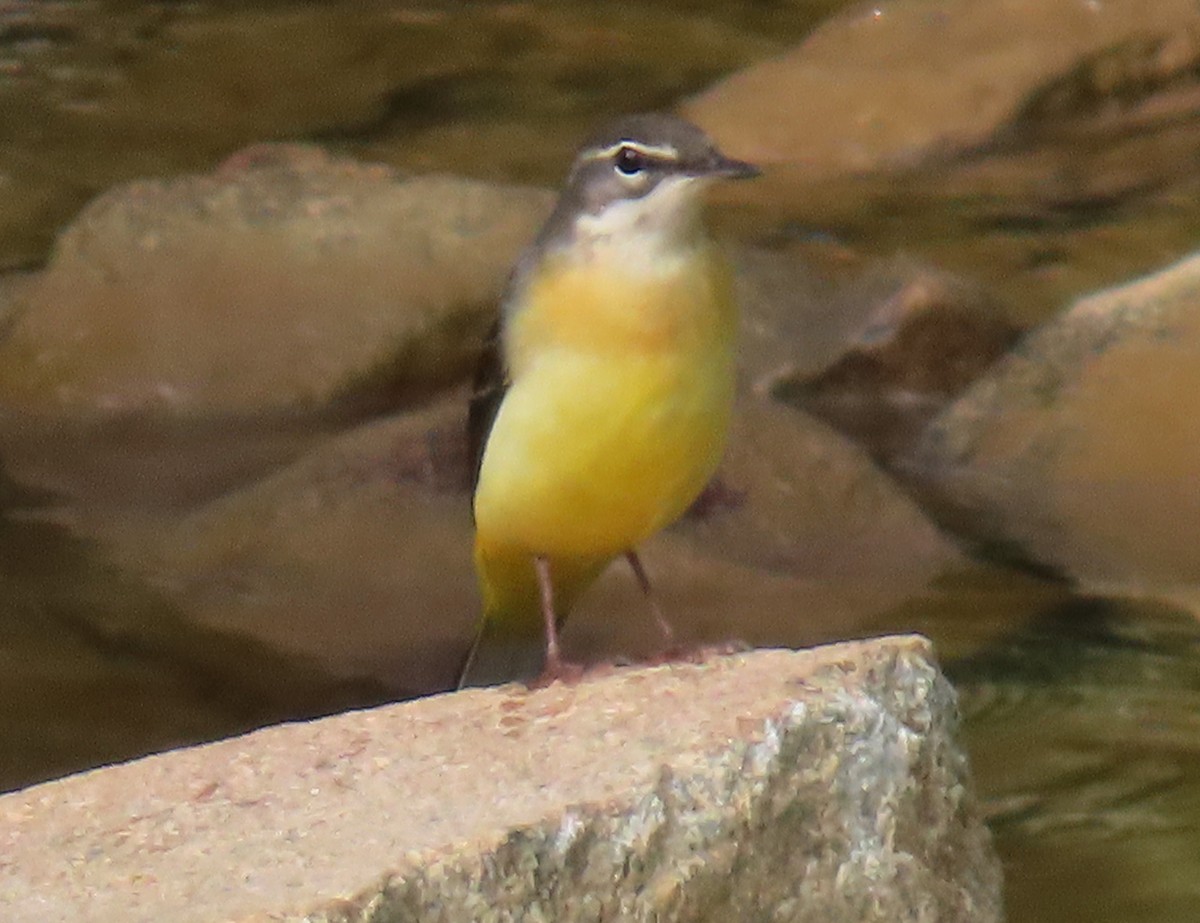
[908,251,1200,611]
[0,637,1004,923]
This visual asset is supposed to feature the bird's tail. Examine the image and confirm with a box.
[457,539,607,688]
[456,614,546,690]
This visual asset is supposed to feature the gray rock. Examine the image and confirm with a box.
[0,636,1003,923]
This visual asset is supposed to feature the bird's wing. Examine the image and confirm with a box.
[467,315,509,501]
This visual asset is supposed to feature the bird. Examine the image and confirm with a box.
[458,112,758,688]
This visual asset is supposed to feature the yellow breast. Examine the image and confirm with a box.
[508,243,735,367]
[473,246,737,559]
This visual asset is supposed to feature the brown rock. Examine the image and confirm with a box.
[0,2,797,270]
[908,250,1200,610]
[733,242,871,395]
[0,4,511,269]
[0,270,35,329]
[772,263,1018,461]
[685,0,1200,216]
[679,0,1200,333]
[0,145,553,417]
[0,637,1004,923]
[114,394,479,695]
[681,397,961,581]
[76,387,966,693]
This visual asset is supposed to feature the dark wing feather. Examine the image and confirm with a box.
[459,314,511,688]
[467,316,509,500]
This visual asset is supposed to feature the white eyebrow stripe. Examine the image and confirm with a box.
[584,140,680,162]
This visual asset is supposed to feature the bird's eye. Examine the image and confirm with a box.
[614,145,648,177]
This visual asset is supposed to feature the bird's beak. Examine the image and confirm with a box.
[708,153,760,180]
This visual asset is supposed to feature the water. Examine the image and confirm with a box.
[948,599,1200,922]
[3,3,1200,921]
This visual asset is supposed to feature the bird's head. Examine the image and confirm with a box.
[540,113,759,257]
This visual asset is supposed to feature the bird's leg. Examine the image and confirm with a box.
[534,555,563,669]
[625,549,744,667]
[533,555,584,685]
[624,549,675,645]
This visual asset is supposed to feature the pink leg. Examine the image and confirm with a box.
[624,550,674,645]
[535,555,563,671]
[533,556,584,685]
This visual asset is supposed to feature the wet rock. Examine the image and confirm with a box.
[0,514,393,795]
[0,637,1004,923]
[772,263,1018,461]
[681,398,961,582]
[96,387,966,693]
[734,243,1016,463]
[908,251,1200,611]
[0,3,512,269]
[0,145,553,417]
[110,394,478,695]
[685,0,1200,217]
[0,271,34,330]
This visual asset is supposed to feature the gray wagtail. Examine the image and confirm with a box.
[460,112,758,687]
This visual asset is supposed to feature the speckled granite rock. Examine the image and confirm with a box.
[0,637,1002,923]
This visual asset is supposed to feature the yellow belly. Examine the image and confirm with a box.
[475,349,733,558]
[472,245,737,629]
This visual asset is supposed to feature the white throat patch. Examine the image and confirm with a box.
[571,176,708,275]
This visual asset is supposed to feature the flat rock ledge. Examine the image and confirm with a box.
[0,636,1002,923]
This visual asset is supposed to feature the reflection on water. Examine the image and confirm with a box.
[3,3,1200,923]
[945,598,1200,923]
[864,579,1200,922]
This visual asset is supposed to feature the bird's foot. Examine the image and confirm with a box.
[528,656,589,689]
[645,638,752,666]
[526,641,753,688]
